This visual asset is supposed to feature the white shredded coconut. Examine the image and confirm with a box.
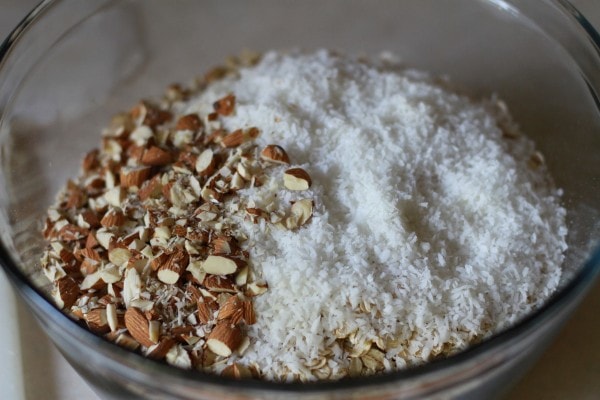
[181,50,567,381]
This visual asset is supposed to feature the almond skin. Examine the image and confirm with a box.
[213,94,236,116]
[221,129,245,148]
[283,168,312,191]
[55,277,80,309]
[260,144,290,164]
[175,113,202,132]
[141,146,172,166]
[125,307,156,347]
[206,321,243,357]
[120,166,152,188]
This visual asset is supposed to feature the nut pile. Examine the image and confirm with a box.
[39,67,314,376]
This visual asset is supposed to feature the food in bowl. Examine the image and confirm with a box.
[38,50,567,381]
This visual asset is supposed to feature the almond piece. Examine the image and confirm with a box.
[175,113,202,132]
[120,166,152,188]
[206,322,243,357]
[80,270,106,291]
[82,149,100,172]
[114,333,141,351]
[57,224,88,242]
[203,275,238,293]
[101,209,125,228]
[85,233,99,249]
[202,255,242,275]
[221,129,245,148]
[212,236,235,255]
[157,248,189,284]
[108,247,132,268]
[195,149,216,176]
[283,168,312,191]
[80,210,101,228]
[138,175,162,201]
[147,337,177,360]
[213,94,236,116]
[106,303,118,332]
[260,144,290,164]
[221,363,253,379]
[242,300,256,325]
[141,146,172,166]
[235,265,249,286]
[290,198,314,227]
[124,307,156,347]
[217,295,243,321]
[54,277,80,309]
[245,281,268,297]
[79,247,100,262]
[151,252,169,271]
[85,308,110,333]
[197,298,216,324]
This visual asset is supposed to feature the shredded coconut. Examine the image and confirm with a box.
[179,50,567,380]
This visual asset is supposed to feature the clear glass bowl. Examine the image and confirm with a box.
[1,1,599,399]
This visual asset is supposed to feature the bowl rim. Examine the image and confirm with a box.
[1,0,600,395]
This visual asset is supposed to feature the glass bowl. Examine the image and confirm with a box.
[1,1,599,399]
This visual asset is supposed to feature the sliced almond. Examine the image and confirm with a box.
[283,168,312,191]
[120,166,152,188]
[260,144,290,164]
[202,255,242,275]
[206,322,243,357]
[195,149,216,176]
[124,307,156,347]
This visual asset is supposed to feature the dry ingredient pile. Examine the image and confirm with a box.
[39,50,568,382]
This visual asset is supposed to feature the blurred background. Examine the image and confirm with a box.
[0,1,598,399]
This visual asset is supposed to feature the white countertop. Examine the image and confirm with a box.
[0,1,599,399]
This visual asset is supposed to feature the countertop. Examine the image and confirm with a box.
[0,1,598,399]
